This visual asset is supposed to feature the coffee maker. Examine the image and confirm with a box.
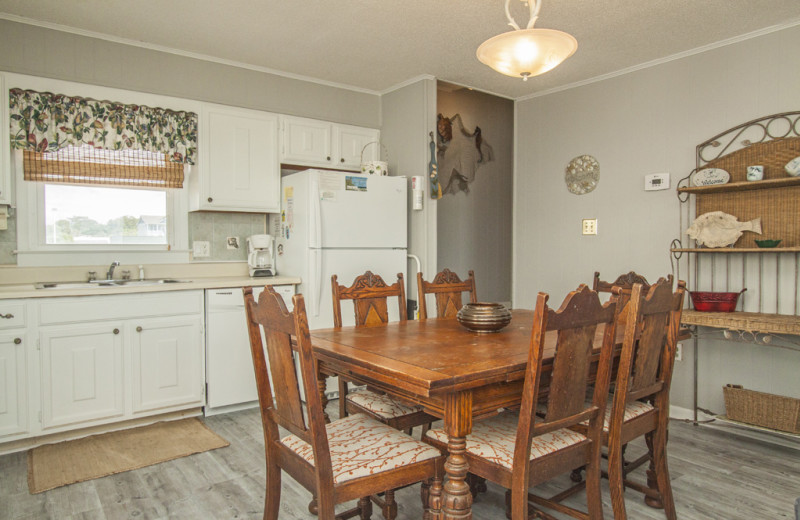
[247,234,276,277]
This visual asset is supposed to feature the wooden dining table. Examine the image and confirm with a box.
[308,309,630,519]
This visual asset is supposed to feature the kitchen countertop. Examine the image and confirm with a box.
[0,275,301,299]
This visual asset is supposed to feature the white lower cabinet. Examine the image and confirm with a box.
[0,331,28,437]
[0,291,205,444]
[39,323,124,430]
[132,316,203,414]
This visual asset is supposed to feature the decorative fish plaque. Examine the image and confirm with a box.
[686,211,762,248]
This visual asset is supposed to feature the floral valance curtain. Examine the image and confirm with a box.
[9,88,197,165]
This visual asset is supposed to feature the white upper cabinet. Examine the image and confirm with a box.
[336,124,381,168]
[280,116,379,170]
[191,104,280,213]
[282,117,333,166]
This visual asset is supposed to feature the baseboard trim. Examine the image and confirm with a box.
[669,405,800,450]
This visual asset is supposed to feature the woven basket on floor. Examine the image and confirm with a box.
[723,384,800,434]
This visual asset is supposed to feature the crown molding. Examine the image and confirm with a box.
[380,75,436,95]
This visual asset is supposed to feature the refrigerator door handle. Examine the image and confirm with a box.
[309,249,322,317]
[310,179,322,248]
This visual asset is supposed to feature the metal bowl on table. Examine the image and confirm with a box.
[456,302,512,333]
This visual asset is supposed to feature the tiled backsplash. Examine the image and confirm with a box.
[0,213,16,265]
[188,212,269,262]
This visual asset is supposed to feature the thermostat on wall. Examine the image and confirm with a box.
[644,173,670,191]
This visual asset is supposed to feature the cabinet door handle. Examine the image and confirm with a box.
[326,156,331,161]
[340,158,345,163]
[113,328,120,335]
[208,197,213,203]
[14,338,21,345]
[136,326,143,332]
[0,313,13,319]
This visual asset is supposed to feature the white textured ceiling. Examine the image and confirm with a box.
[1,0,800,99]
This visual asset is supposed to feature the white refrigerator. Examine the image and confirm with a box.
[273,169,408,332]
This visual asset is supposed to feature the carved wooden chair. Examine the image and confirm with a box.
[598,280,685,519]
[592,271,673,320]
[424,284,621,519]
[243,286,443,520]
[331,271,438,518]
[416,268,477,319]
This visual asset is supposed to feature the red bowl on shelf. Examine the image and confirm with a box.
[689,289,746,312]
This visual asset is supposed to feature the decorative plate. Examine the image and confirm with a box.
[785,156,800,177]
[691,168,730,186]
[565,155,599,195]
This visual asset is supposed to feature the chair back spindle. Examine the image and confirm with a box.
[540,285,620,424]
[619,280,686,404]
[332,271,407,327]
[417,268,477,319]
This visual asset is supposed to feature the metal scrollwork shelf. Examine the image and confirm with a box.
[671,111,800,428]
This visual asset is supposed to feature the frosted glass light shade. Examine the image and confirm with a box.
[476,28,577,80]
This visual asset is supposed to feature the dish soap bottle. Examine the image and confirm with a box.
[138,265,145,281]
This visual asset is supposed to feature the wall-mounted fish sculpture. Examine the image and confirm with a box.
[686,211,762,248]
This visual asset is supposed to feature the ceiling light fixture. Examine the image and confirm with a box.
[477,0,577,81]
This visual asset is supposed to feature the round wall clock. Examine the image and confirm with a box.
[565,155,599,195]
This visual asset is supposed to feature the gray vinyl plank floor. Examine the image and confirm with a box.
[1,402,798,520]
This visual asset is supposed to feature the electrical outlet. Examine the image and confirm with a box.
[582,218,597,235]
[193,241,210,258]
[675,343,683,361]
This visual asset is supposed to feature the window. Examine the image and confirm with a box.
[44,184,167,245]
[9,81,198,266]
[31,144,174,246]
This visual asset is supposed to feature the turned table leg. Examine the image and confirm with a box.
[442,391,473,519]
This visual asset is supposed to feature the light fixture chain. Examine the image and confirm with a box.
[504,0,541,30]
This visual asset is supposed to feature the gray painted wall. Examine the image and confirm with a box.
[437,87,513,304]
[380,78,438,309]
[0,19,380,127]
[514,25,800,412]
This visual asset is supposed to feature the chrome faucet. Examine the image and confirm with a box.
[106,261,120,280]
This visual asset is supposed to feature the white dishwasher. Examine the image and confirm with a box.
[205,284,295,414]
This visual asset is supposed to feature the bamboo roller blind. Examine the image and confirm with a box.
[23,146,184,189]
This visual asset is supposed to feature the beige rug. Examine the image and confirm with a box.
[27,418,229,494]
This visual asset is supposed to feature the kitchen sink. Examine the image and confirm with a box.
[34,279,191,289]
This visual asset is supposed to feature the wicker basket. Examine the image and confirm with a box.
[723,384,800,434]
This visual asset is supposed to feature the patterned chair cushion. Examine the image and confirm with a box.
[425,411,586,470]
[347,387,424,420]
[575,400,655,431]
[281,413,440,484]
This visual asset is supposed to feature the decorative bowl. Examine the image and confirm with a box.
[754,239,781,248]
[689,289,746,312]
[456,302,512,333]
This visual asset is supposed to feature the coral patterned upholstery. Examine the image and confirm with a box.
[604,400,654,429]
[346,387,424,420]
[575,400,654,430]
[281,413,440,484]
[425,411,587,470]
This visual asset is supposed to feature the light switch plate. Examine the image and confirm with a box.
[193,241,210,257]
[582,218,597,235]
[644,173,670,191]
